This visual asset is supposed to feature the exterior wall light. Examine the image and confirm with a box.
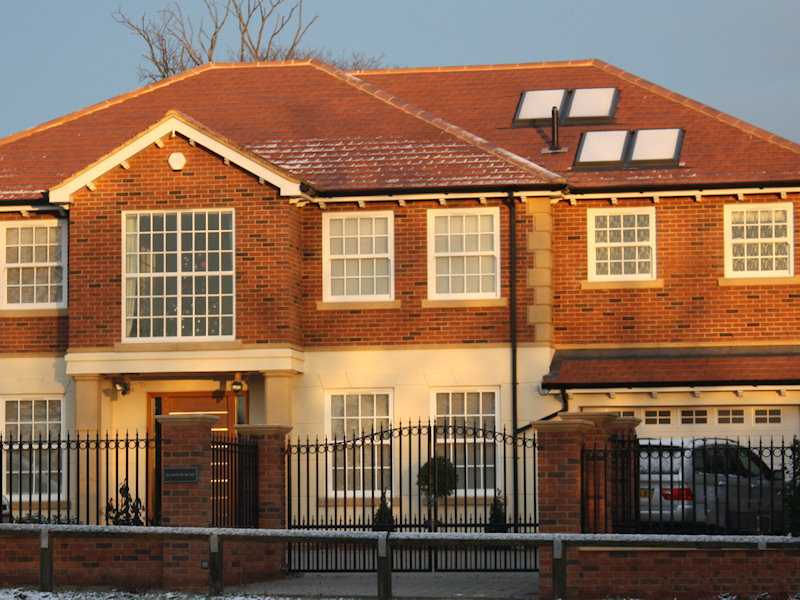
[231,380,244,393]
[114,381,130,395]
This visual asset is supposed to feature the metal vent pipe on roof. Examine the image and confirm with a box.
[551,106,560,151]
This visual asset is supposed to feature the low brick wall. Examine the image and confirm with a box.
[567,546,800,600]
[0,527,284,592]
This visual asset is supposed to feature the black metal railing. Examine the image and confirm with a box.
[584,436,799,535]
[286,421,538,572]
[211,433,259,528]
[0,432,160,525]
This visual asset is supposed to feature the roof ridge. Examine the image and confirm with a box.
[350,58,600,76]
[0,60,321,150]
[312,61,565,185]
[598,62,800,155]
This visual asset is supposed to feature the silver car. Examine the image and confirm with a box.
[638,438,784,533]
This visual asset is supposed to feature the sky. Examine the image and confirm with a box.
[1,0,799,143]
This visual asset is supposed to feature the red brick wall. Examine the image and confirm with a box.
[300,199,536,346]
[53,536,164,589]
[65,137,536,351]
[68,134,303,349]
[0,213,68,353]
[0,533,283,592]
[566,547,800,600]
[0,533,39,584]
[552,192,800,345]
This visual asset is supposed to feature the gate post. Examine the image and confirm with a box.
[235,424,292,529]
[533,413,639,599]
[532,417,593,600]
[156,414,218,591]
[156,414,218,527]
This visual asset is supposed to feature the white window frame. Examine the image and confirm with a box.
[643,409,671,425]
[754,407,782,425]
[322,211,394,302]
[680,408,708,425]
[587,206,656,282]
[0,220,68,310]
[2,396,64,501]
[427,207,500,300]
[723,202,794,278]
[717,408,745,425]
[122,209,235,341]
[431,388,499,495]
[325,389,393,495]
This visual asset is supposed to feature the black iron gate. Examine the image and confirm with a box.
[286,422,538,572]
[211,433,259,528]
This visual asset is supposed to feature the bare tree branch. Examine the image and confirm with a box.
[114,0,384,81]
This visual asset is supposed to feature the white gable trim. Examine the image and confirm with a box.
[49,115,303,205]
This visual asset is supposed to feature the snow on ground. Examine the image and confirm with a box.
[0,590,324,600]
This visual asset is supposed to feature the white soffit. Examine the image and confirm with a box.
[629,128,683,163]
[48,115,303,205]
[566,88,618,120]
[575,130,629,164]
[515,89,567,121]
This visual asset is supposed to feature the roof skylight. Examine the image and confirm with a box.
[515,88,619,124]
[514,89,567,121]
[564,88,618,121]
[629,128,683,165]
[574,128,684,168]
[574,130,629,165]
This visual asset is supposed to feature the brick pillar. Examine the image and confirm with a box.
[533,413,640,599]
[533,418,594,534]
[560,412,616,533]
[235,424,292,529]
[156,414,218,527]
[156,414,219,591]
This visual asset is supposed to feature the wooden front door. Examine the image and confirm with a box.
[151,391,247,435]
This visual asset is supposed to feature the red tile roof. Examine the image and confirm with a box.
[357,59,800,190]
[542,352,800,388]
[1,58,799,202]
[0,60,559,201]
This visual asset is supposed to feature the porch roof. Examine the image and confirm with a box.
[541,347,800,389]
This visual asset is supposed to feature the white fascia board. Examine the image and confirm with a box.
[65,347,305,376]
[49,116,302,205]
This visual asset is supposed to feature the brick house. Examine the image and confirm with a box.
[1,57,799,500]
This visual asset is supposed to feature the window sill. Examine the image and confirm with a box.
[113,340,244,352]
[718,275,800,286]
[580,279,664,290]
[316,300,402,311]
[0,308,68,318]
[421,298,508,309]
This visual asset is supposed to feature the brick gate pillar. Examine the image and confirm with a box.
[235,424,292,529]
[156,414,218,527]
[532,413,640,599]
[156,414,218,591]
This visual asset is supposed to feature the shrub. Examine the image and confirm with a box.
[486,491,508,533]
[106,480,147,526]
[417,456,458,501]
[372,490,395,531]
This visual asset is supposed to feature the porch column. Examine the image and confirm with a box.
[257,372,293,425]
[72,374,104,434]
